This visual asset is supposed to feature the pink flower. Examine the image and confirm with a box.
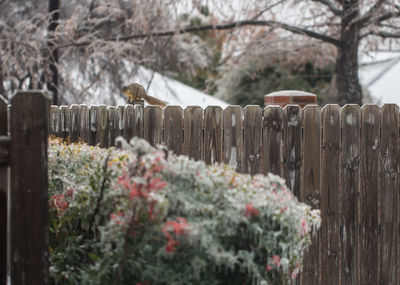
[65,186,76,198]
[147,177,167,191]
[299,218,308,235]
[245,203,259,218]
[272,255,281,266]
[266,264,272,271]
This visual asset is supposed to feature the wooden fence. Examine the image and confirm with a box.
[49,103,399,284]
[0,92,50,285]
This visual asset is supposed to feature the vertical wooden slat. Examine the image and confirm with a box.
[10,91,49,284]
[183,106,203,161]
[223,106,243,172]
[164,106,183,155]
[89,105,98,146]
[359,104,380,284]
[116,105,125,138]
[144,106,163,146]
[340,104,361,285]
[262,106,284,176]
[123,105,134,142]
[0,95,8,285]
[69,104,79,143]
[282,105,302,196]
[243,105,262,175]
[107,106,117,147]
[380,104,399,284]
[59,105,70,140]
[133,105,144,139]
[79,104,90,144]
[320,104,341,284]
[204,106,223,165]
[97,105,108,148]
[300,105,321,285]
[49,106,60,137]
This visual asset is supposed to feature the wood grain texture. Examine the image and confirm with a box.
[59,105,70,139]
[183,106,203,161]
[97,105,108,148]
[340,104,360,285]
[78,104,90,143]
[133,105,144,139]
[164,106,183,155]
[320,105,341,285]
[379,104,399,285]
[243,105,262,175]
[300,105,321,285]
[0,95,8,285]
[282,105,302,197]
[359,104,380,285]
[204,106,223,164]
[144,106,163,146]
[107,106,117,147]
[223,106,243,172]
[10,91,49,284]
[262,106,284,176]
[49,106,60,137]
[89,105,98,146]
[116,105,125,138]
[123,105,134,142]
[69,104,79,143]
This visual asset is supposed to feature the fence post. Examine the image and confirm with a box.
[10,91,49,284]
[0,95,8,285]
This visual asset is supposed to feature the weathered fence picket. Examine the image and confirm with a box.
[0,95,8,285]
[320,105,341,284]
[45,103,400,285]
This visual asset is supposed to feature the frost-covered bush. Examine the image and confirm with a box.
[48,136,320,284]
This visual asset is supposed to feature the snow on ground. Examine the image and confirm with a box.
[359,52,400,106]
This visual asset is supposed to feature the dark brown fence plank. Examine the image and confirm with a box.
[359,104,380,284]
[69,104,79,143]
[320,104,341,285]
[59,105,70,139]
[0,95,8,285]
[243,105,262,175]
[133,105,144,139]
[300,105,321,285]
[89,105,98,145]
[123,105,134,142]
[49,106,60,137]
[282,105,302,196]
[164,106,183,155]
[107,106,117,147]
[340,104,361,285]
[204,106,223,164]
[144,106,163,146]
[116,105,124,138]
[79,104,90,143]
[262,106,284,176]
[10,91,49,284]
[97,105,108,148]
[223,106,243,172]
[380,104,399,284]
[183,106,203,161]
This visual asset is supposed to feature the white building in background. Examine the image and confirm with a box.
[359,52,400,106]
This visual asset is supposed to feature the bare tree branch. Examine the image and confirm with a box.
[57,19,341,48]
[313,0,342,16]
[354,0,388,27]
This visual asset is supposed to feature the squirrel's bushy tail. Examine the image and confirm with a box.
[144,94,167,107]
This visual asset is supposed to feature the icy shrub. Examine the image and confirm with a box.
[48,136,320,284]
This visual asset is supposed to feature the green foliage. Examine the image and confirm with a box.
[48,137,320,284]
[219,61,334,107]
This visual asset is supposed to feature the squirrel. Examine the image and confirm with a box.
[122,83,168,107]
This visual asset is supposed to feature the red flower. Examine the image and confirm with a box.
[110,212,125,225]
[162,218,190,252]
[266,265,272,271]
[50,194,69,215]
[65,186,76,198]
[245,203,259,218]
[147,177,167,191]
[272,255,281,266]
